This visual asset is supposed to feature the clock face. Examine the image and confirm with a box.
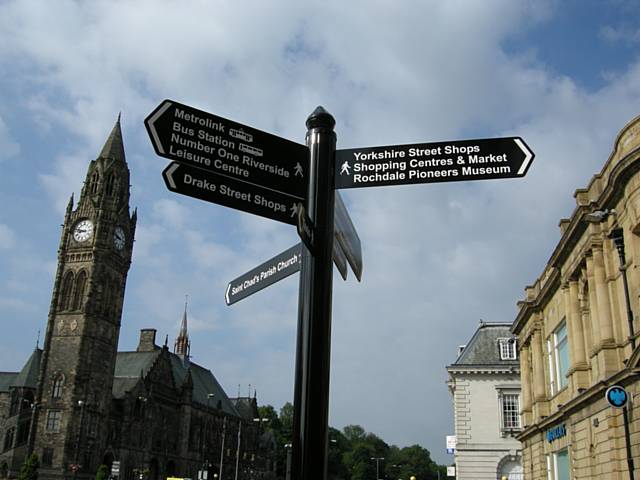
[113,226,126,250]
[73,219,94,242]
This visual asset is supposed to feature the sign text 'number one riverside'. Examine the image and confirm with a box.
[146,99,309,225]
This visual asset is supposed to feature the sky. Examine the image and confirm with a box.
[1,0,640,465]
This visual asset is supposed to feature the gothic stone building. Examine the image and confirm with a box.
[0,119,274,480]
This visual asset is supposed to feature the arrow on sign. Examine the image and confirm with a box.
[145,99,309,199]
[163,162,302,226]
[335,136,534,189]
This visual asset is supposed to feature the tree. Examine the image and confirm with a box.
[17,454,39,480]
[95,465,109,480]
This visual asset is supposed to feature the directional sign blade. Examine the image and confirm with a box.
[334,192,363,281]
[163,162,303,226]
[225,241,349,305]
[146,99,309,198]
[225,244,302,305]
[332,240,348,281]
[335,137,534,189]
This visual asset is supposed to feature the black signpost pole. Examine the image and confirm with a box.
[292,107,336,480]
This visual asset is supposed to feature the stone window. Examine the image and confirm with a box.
[90,172,100,194]
[60,271,75,311]
[2,428,14,451]
[72,270,87,311]
[52,375,64,399]
[45,410,62,433]
[41,448,54,466]
[498,338,517,360]
[547,320,569,395]
[500,393,521,430]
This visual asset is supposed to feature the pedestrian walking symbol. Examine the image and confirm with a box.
[295,162,304,177]
[340,161,351,175]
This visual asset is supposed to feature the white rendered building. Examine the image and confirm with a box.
[447,322,523,480]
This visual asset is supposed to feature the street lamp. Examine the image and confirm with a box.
[284,444,292,480]
[584,210,636,350]
[72,400,86,479]
[370,457,385,480]
[201,394,215,479]
[609,227,636,349]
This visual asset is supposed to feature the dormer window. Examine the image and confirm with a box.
[498,338,517,360]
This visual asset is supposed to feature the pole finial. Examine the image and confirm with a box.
[306,106,336,130]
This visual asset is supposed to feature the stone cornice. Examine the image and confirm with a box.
[513,115,640,335]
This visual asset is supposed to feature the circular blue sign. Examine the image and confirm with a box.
[606,385,628,408]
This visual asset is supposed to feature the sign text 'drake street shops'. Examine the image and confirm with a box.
[335,137,534,189]
[146,99,309,199]
[163,162,303,226]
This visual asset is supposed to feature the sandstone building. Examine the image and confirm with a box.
[0,119,274,480]
[512,114,640,479]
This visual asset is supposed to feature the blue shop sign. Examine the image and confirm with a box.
[546,424,567,443]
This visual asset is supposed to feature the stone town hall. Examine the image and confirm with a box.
[0,119,275,480]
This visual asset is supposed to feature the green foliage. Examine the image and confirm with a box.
[262,404,446,480]
[17,454,39,480]
[95,464,109,480]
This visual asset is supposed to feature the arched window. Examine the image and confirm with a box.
[106,173,116,196]
[72,271,87,311]
[90,171,100,194]
[59,271,75,311]
[52,375,64,399]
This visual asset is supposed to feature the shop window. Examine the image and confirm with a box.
[546,449,569,480]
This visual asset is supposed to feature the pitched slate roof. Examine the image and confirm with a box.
[448,322,519,368]
[169,354,239,416]
[112,349,240,417]
[0,373,18,393]
[12,349,42,388]
[230,397,258,421]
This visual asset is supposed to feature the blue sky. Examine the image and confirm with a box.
[1,0,640,464]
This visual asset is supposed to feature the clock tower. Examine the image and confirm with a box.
[33,116,136,478]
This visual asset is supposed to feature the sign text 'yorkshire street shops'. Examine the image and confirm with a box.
[335,137,534,189]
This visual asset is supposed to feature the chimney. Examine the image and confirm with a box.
[137,329,158,352]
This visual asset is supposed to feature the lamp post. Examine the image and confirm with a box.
[234,421,242,480]
[370,457,384,480]
[609,228,636,349]
[219,417,227,480]
[72,400,86,479]
[201,393,215,480]
[284,443,292,480]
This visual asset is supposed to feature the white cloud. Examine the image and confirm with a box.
[0,116,20,161]
[2,0,640,462]
[0,224,16,249]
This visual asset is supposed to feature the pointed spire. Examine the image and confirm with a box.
[98,114,126,163]
[66,194,74,216]
[180,295,188,337]
[174,295,190,358]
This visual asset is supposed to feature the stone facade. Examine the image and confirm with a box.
[447,322,523,480]
[0,120,275,480]
[512,114,640,479]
